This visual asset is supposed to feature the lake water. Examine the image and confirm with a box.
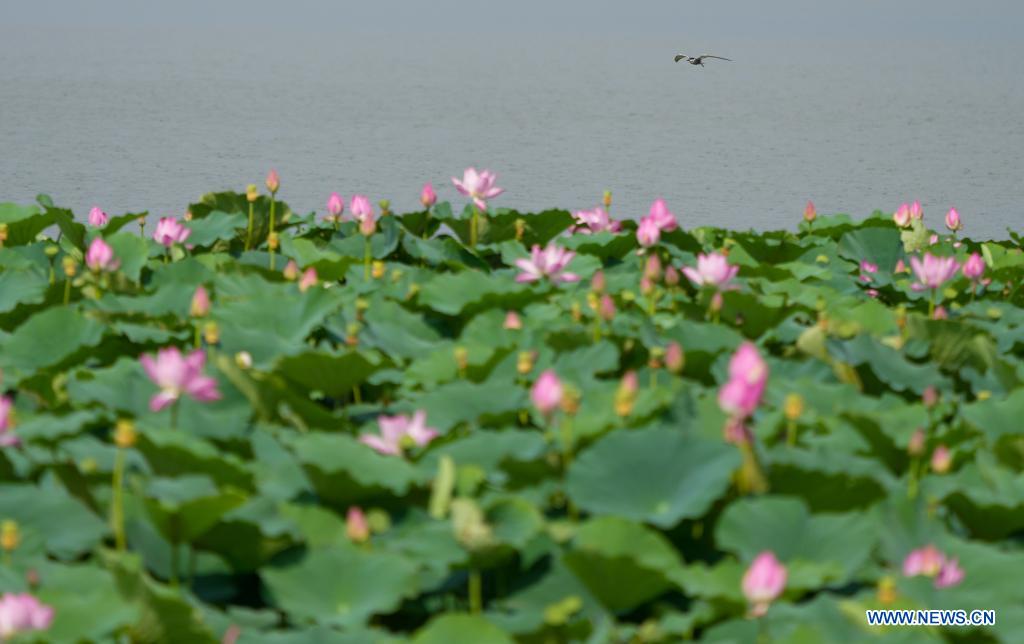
[1,27,1022,239]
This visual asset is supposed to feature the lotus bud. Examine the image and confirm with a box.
[265,169,280,194]
[420,183,437,209]
[639,276,654,296]
[598,294,616,321]
[267,232,279,251]
[360,213,377,236]
[571,301,582,323]
[44,244,59,259]
[932,306,948,320]
[517,350,535,375]
[203,321,220,345]
[559,384,582,416]
[346,507,370,543]
[742,551,787,618]
[88,206,109,227]
[531,370,563,417]
[234,351,253,369]
[190,285,210,318]
[931,445,952,473]
[61,255,78,278]
[183,211,193,222]
[962,253,985,280]
[246,184,259,203]
[504,311,522,330]
[114,419,137,449]
[945,207,961,232]
[804,200,816,222]
[614,371,638,417]
[378,199,391,216]
[586,292,599,314]
[590,270,606,293]
[0,223,7,247]
[877,576,897,605]
[515,218,525,241]
[644,255,663,282]
[922,386,938,408]
[1,520,19,553]
[893,203,911,227]
[602,190,612,209]
[664,265,680,287]
[345,322,360,347]
[710,291,724,313]
[908,428,925,456]
[326,192,344,219]
[666,341,685,373]
[909,201,923,221]
[648,346,664,370]
[783,393,804,421]
[371,260,385,279]
[298,267,318,292]
[454,346,469,373]
[282,260,299,281]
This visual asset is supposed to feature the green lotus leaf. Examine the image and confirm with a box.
[0,306,105,380]
[0,477,107,559]
[567,428,739,528]
[412,614,513,644]
[289,432,423,501]
[144,475,247,544]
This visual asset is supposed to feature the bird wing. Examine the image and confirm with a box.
[674,54,688,62]
[700,55,733,62]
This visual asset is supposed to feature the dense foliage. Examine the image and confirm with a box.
[0,184,1022,642]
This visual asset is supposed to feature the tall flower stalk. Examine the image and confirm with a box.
[266,170,280,269]
[245,184,258,250]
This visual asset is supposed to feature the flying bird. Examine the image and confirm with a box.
[674,54,732,66]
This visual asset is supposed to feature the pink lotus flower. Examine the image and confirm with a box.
[85,237,119,272]
[636,216,661,247]
[729,342,768,385]
[804,201,816,223]
[504,311,522,330]
[932,306,948,320]
[346,507,370,543]
[298,267,318,292]
[931,444,952,473]
[88,206,108,227]
[945,207,961,232]
[572,207,621,235]
[598,294,616,321]
[153,217,191,247]
[531,370,563,417]
[742,552,787,617]
[666,341,684,373]
[893,203,911,227]
[140,347,221,412]
[962,252,986,281]
[420,182,437,209]
[647,199,678,232]
[326,192,344,219]
[190,285,210,317]
[682,252,739,290]
[903,545,945,577]
[895,259,907,273]
[350,195,375,235]
[0,396,17,447]
[910,253,960,291]
[265,169,280,194]
[515,244,580,284]
[360,410,438,456]
[0,593,54,639]
[664,265,680,286]
[935,558,965,588]
[452,167,504,211]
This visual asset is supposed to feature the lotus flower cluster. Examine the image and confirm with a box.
[910,253,960,292]
[140,347,221,412]
[718,343,769,443]
[360,410,438,456]
[572,207,621,235]
[86,237,119,272]
[893,201,923,227]
[903,545,965,589]
[742,551,787,617]
[635,199,678,248]
[153,217,191,247]
[515,243,580,284]
[0,593,54,640]
[683,252,739,290]
[452,168,504,211]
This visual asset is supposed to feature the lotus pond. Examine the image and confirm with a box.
[0,176,1023,643]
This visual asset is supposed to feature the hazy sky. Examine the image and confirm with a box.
[5,0,1023,39]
